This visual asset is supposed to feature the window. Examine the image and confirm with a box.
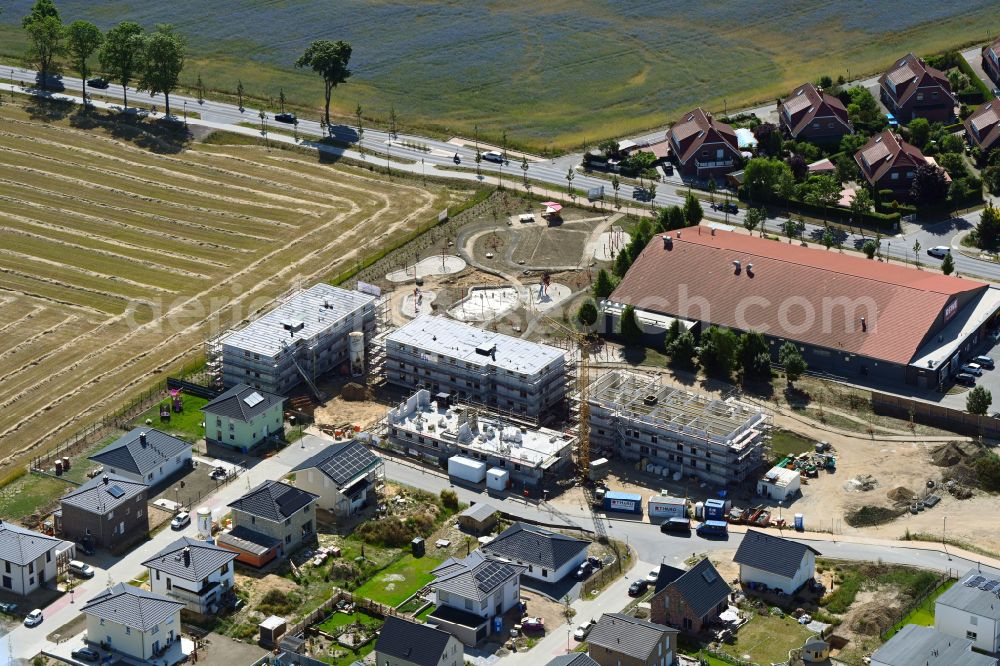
[166,578,171,591]
[100,618,105,626]
[891,172,899,180]
[151,625,159,635]
[156,570,160,581]
[46,551,51,563]
[28,562,33,574]
[542,569,548,578]
[3,562,8,574]
[967,630,978,640]
[285,535,291,544]
[216,417,222,426]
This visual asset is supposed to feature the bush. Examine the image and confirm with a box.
[440,489,459,510]
[975,453,1000,491]
[257,589,301,616]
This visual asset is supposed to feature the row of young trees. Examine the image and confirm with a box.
[22,0,186,115]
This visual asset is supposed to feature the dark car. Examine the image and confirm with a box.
[627,580,649,597]
[575,562,593,580]
[77,541,95,556]
[71,647,100,662]
[274,112,296,123]
[587,555,604,569]
[660,517,692,534]
[87,77,110,89]
[974,355,995,370]
[0,602,17,614]
[955,372,976,387]
[712,202,739,214]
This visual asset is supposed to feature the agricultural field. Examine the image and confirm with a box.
[1,1,996,149]
[0,99,467,470]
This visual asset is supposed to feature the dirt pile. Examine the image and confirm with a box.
[341,382,374,402]
[844,474,878,492]
[845,505,903,527]
[886,487,916,503]
[930,441,980,467]
[849,602,901,636]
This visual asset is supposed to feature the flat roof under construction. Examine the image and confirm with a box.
[220,284,375,357]
[590,370,767,449]
[388,390,574,469]
[387,314,565,376]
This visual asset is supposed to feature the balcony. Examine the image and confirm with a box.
[695,159,735,170]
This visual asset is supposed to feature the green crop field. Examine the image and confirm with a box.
[0,98,469,470]
[1,1,996,150]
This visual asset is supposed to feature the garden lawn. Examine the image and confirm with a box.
[132,395,210,443]
[769,430,814,459]
[353,552,446,607]
[884,578,957,639]
[316,610,382,634]
[0,474,73,520]
[725,613,813,665]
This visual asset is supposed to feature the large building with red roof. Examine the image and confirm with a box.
[605,227,1000,389]
[878,53,956,123]
[667,108,742,179]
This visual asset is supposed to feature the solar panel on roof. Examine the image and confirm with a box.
[243,392,264,408]
[474,562,510,592]
[965,575,987,587]
[702,568,717,584]
[107,485,126,499]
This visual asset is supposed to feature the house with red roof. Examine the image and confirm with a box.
[983,37,1000,87]
[605,227,1000,389]
[965,101,1000,155]
[878,53,956,123]
[778,83,853,143]
[854,131,931,200]
[667,108,742,180]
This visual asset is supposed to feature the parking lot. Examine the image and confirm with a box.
[940,338,1000,412]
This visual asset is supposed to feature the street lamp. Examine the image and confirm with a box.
[943,516,951,561]
[183,100,187,126]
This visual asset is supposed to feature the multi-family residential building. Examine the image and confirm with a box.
[386,314,568,421]
[217,481,318,567]
[59,474,149,553]
[292,440,384,518]
[143,537,238,614]
[778,82,853,143]
[871,624,997,666]
[427,550,523,646]
[385,390,576,489]
[202,383,285,454]
[82,583,185,663]
[218,283,376,395]
[733,530,819,595]
[965,101,1000,155]
[481,522,588,584]
[854,130,935,200]
[983,37,1000,87]
[589,370,768,486]
[88,428,192,487]
[667,107,742,180]
[935,569,1000,653]
[879,53,956,122]
[374,616,465,666]
[650,559,732,635]
[0,521,74,596]
[586,613,678,666]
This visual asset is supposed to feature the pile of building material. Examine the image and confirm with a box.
[844,474,878,492]
[886,487,916,504]
[341,382,373,402]
[930,441,980,467]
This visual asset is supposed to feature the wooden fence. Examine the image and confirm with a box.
[872,391,1000,438]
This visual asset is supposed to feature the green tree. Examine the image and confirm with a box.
[566,167,575,197]
[439,488,459,510]
[707,179,717,204]
[683,191,703,226]
[597,139,619,158]
[278,87,286,114]
[66,20,102,102]
[849,188,874,224]
[665,205,686,231]
[647,183,657,214]
[974,452,1000,491]
[521,155,529,187]
[21,0,59,26]
[779,342,807,387]
[593,268,615,298]
[908,118,931,149]
[976,202,1000,250]
[909,163,950,206]
[782,217,799,243]
[664,319,682,348]
[941,251,955,275]
[862,239,877,259]
[612,247,632,278]
[699,326,739,380]
[23,9,63,91]
[195,72,204,103]
[805,174,841,223]
[236,79,245,110]
[577,301,598,327]
[743,158,793,203]
[138,24,184,117]
[743,206,765,236]
[619,305,643,346]
[667,330,697,371]
[99,21,145,108]
[913,239,921,268]
[295,39,352,128]
[355,103,364,156]
[611,175,620,207]
[738,331,771,382]
[821,225,834,250]
[967,385,992,415]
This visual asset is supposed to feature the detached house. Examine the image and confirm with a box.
[143,537,238,614]
[59,474,149,553]
[879,53,956,122]
[934,569,1000,654]
[0,521,73,596]
[965,102,1000,155]
[982,37,1000,87]
[217,480,318,567]
[82,583,185,664]
[586,613,678,666]
[854,130,930,200]
[374,616,465,666]
[202,383,285,454]
[88,428,192,487]
[480,522,588,585]
[732,529,819,595]
[667,108,742,180]
[291,440,384,519]
[650,559,731,634]
[779,82,853,143]
[427,550,523,646]
[871,624,997,666]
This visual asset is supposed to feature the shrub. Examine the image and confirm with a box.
[257,589,300,616]
[440,488,459,510]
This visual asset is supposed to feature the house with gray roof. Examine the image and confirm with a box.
[458,503,498,536]
[83,583,186,663]
[59,474,149,552]
[935,569,1000,653]
[871,624,997,666]
[733,529,820,595]
[374,616,465,666]
[427,550,524,646]
[650,558,732,635]
[547,655,600,666]
[480,522,589,584]
[203,383,285,454]
[88,428,192,486]
[217,481,318,567]
[586,613,677,666]
[291,440,383,518]
[0,520,74,597]
[143,537,238,614]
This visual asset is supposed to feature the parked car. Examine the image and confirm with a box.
[575,562,593,580]
[955,372,976,387]
[645,569,660,584]
[274,112,296,123]
[573,620,595,641]
[587,555,604,569]
[992,329,1000,344]
[210,466,228,480]
[886,112,899,127]
[0,602,17,614]
[24,609,43,627]
[77,541,95,556]
[71,647,100,662]
[171,511,190,530]
[961,363,984,376]
[974,355,995,370]
[993,88,1000,99]
[521,617,545,632]
[628,580,649,597]
[711,201,739,214]
[69,560,95,579]
[482,150,504,163]
[86,77,109,90]
[660,516,692,533]
[927,246,951,259]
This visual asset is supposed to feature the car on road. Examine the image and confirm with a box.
[974,355,995,370]
[573,620,595,641]
[71,647,100,662]
[711,201,739,214]
[0,602,17,614]
[521,617,544,632]
[575,561,593,580]
[660,516,692,533]
[24,609,43,627]
[482,151,504,163]
[955,372,976,387]
[993,88,1000,99]
[274,112,296,123]
[87,77,109,89]
[69,560,95,579]
[961,363,984,376]
[171,511,190,530]
[627,580,649,597]
[927,246,950,259]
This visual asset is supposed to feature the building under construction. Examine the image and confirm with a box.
[384,389,576,489]
[214,284,379,397]
[588,370,770,486]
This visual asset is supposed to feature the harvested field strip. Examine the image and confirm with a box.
[0,258,139,307]
[0,303,44,338]
[0,315,77,364]
[0,274,121,316]
[0,321,93,384]
[0,307,69,355]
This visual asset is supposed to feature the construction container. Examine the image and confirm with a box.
[589,458,610,481]
[486,468,509,492]
[693,501,704,520]
[704,498,732,521]
[603,491,643,514]
[448,456,487,483]
[794,513,804,531]
[648,495,687,519]
[349,331,365,377]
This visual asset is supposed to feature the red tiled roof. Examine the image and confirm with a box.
[668,108,739,165]
[609,228,986,365]
[854,130,927,184]
[965,101,1000,152]
[878,53,955,107]
[780,83,851,137]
